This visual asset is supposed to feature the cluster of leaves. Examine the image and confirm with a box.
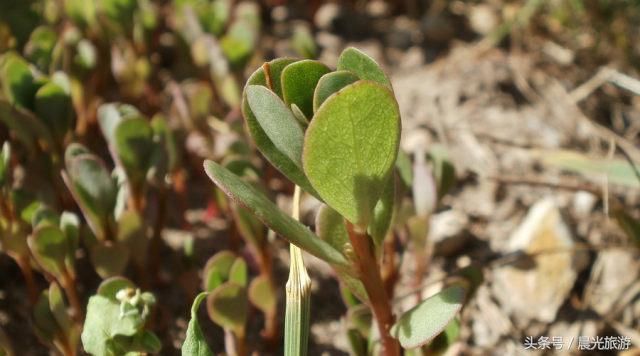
[0,0,268,354]
[195,47,477,355]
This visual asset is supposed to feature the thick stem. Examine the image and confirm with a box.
[346,222,400,356]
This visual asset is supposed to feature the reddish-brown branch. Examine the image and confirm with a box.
[16,255,39,305]
[60,270,84,322]
[346,222,400,356]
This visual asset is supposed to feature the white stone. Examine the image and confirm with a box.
[492,198,585,324]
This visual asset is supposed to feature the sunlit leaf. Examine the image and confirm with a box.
[303,81,400,227]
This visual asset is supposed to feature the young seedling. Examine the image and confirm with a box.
[202,251,249,356]
[0,141,39,303]
[61,143,140,278]
[173,0,260,108]
[0,52,76,208]
[212,153,280,345]
[203,47,469,355]
[32,282,81,356]
[28,206,83,320]
[81,277,161,356]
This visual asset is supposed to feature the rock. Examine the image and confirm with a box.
[365,0,389,18]
[492,198,587,325]
[468,4,498,35]
[571,190,597,218]
[314,3,341,31]
[470,285,513,348]
[429,209,470,256]
[587,249,640,315]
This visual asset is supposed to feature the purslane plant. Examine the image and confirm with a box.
[199,47,469,355]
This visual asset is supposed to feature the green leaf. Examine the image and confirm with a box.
[202,251,236,292]
[24,26,57,71]
[429,145,456,200]
[337,47,391,88]
[248,275,276,314]
[390,285,466,349]
[88,241,130,278]
[315,204,349,254]
[204,160,347,267]
[33,290,58,341]
[368,174,395,246]
[246,85,305,167]
[315,205,369,303]
[0,99,53,153]
[81,294,143,356]
[116,211,146,265]
[229,258,248,287]
[97,277,135,301]
[313,70,359,112]
[231,204,265,248]
[395,149,413,187]
[541,150,640,188]
[290,103,309,126]
[0,52,38,109]
[48,282,72,336]
[0,141,9,186]
[181,292,213,356]
[114,117,154,193]
[427,318,460,354]
[28,225,70,278]
[242,59,321,198]
[302,81,401,227]
[220,21,256,69]
[291,23,317,59]
[206,282,247,336]
[63,150,117,239]
[281,60,330,118]
[34,81,74,143]
[60,212,80,271]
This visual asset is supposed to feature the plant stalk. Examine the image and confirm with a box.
[346,222,400,356]
[284,186,311,356]
[60,270,83,322]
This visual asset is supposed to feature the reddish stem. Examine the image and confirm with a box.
[16,255,39,305]
[60,270,84,322]
[346,222,400,356]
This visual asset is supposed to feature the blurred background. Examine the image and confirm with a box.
[1,0,639,355]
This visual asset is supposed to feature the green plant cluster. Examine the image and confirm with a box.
[0,4,473,350]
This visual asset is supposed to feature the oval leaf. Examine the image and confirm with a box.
[114,117,154,191]
[390,285,466,349]
[206,282,247,336]
[242,59,320,198]
[204,160,347,267]
[203,251,236,292]
[303,81,401,227]
[246,85,304,167]
[248,275,276,314]
[313,70,359,112]
[281,59,330,118]
[28,225,69,278]
[34,81,74,142]
[337,47,391,88]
